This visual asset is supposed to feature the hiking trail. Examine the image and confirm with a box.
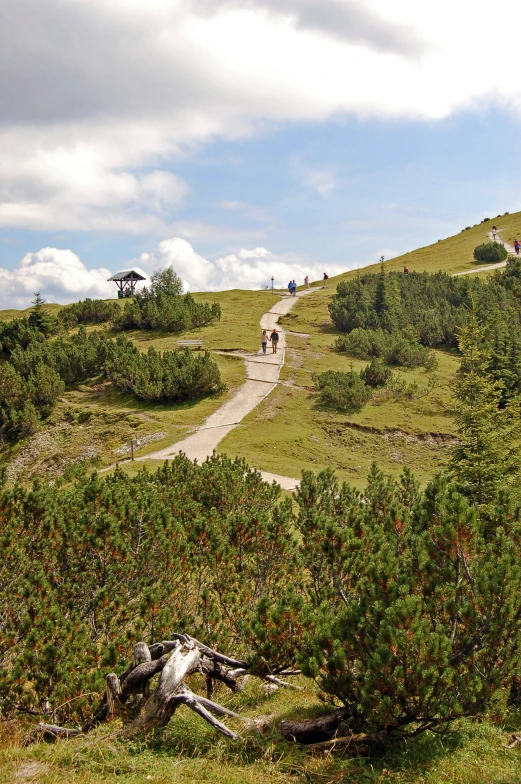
[135,289,317,490]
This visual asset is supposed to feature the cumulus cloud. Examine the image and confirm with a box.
[0,248,116,308]
[135,237,348,290]
[1,0,521,233]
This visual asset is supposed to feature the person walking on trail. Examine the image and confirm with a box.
[323,272,329,288]
[515,240,520,256]
[261,329,269,355]
[287,281,293,295]
[291,279,297,296]
[304,275,309,288]
[492,225,497,240]
[270,328,279,353]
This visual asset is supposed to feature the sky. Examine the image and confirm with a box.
[1,0,521,306]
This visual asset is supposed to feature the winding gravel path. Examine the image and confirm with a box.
[136,289,317,490]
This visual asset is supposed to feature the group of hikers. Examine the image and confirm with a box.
[261,328,279,354]
[287,273,329,295]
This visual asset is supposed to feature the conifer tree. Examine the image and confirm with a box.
[28,291,58,336]
[449,304,521,506]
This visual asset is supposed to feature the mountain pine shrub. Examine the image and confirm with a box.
[0,455,295,722]
[360,357,392,387]
[105,336,224,401]
[314,369,371,412]
[293,465,521,737]
[59,298,120,327]
[473,242,508,263]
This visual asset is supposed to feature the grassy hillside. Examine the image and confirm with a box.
[217,214,521,484]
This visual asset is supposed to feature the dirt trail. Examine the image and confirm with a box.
[453,229,514,276]
[135,289,317,490]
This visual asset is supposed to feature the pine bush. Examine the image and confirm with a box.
[314,369,371,412]
[293,465,521,737]
[473,242,508,263]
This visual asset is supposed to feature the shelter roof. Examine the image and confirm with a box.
[107,270,147,282]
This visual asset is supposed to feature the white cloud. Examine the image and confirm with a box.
[136,236,348,290]
[1,0,521,232]
[0,248,117,308]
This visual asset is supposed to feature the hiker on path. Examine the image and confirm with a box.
[261,329,269,355]
[304,275,309,288]
[287,281,293,295]
[291,279,297,296]
[323,272,329,288]
[515,240,520,256]
[492,225,497,239]
[270,328,279,353]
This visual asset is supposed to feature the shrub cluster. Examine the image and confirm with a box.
[333,328,437,369]
[0,326,224,439]
[3,457,521,740]
[473,241,508,263]
[0,363,64,439]
[59,298,120,327]
[112,291,221,333]
[105,336,225,401]
[292,466,521,737]
[0,455,296,722]
[314,369,371,412]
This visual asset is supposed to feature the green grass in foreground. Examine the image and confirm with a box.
[2,679,521,784]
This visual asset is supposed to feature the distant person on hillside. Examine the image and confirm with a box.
[304,275,309,288]
[403,266,409,274]
[291,279,297,296]
[261,329,269,355]
[323,272,329,288]
[270,328,279,353]
[515,240,520,256]
[492,225,497,239]
[287,281,293,295]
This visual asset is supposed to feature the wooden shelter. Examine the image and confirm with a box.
[108,270,146,298]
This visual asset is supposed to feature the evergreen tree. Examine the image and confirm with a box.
[449,304,521,506]
[28,291,58,336]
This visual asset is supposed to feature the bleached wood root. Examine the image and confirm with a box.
[24,633,303,745]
